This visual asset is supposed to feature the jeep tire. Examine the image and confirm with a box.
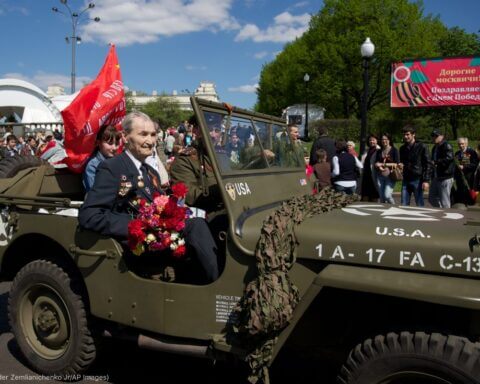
[8,260,96,377]
[0,155,45,178]
[338,331,480,384]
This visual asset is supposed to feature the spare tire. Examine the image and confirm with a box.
[0,155,46,178]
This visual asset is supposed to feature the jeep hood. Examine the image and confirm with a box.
[239,203,480,278]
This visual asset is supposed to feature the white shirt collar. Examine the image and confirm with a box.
[125,150,142,175]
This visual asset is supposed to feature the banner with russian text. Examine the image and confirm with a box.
[62,44,125,173]
[391,56,480,108]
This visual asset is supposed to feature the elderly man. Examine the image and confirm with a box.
[79,111,219,282]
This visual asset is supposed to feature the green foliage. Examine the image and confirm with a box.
[309,119,360,142]
[256,0,480,139]
[129,96,190,129]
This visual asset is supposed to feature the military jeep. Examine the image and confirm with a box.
[1,97,480,383]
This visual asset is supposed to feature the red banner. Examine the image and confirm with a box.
[391,56,480,108]
[61,45,126,173]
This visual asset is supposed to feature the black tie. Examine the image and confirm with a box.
[140,164,153,192]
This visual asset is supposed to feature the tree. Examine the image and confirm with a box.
[257,0,448,121]
[430,27,480,139]
[125,92,190,129]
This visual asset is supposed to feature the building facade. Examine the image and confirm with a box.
[129,81,219,110]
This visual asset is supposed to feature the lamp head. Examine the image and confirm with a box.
[52,7,59,12]
[94,17,100,22]
[361,37,375,58]
[60,0,67,4]
[88,3,95,8]
[303,73,310,82]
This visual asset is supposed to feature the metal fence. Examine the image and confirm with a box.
[0,122,64,137]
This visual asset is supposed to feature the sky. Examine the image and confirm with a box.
[0,0,479,110]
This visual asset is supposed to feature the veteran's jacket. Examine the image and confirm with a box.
[79,151,161,238]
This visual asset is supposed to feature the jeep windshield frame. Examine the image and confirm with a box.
[191,98,305,177]
[192,97,310,256]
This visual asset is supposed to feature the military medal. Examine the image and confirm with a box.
[118,181,132,196]
[138,176,145,188]
[145,187,151,195]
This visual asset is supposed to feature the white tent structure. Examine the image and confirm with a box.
[0,78,63,125]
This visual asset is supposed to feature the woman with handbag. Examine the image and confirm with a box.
[375,133,400,204]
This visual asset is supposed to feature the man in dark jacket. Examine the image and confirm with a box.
[399,125,432,206]
[309,126,336,165]
[429,129,455,208]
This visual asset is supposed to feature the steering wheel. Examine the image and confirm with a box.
[241,156,266,170]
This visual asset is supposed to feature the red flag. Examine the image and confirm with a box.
[61,45,126,173]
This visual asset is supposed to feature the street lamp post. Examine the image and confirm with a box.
[303,73,310,140]
[52,1,100,94]
[359,37,375,157]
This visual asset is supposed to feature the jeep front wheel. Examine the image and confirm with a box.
[8,260,96,377]
[338,332,480,384]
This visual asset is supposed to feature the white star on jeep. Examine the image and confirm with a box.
[379,207,438,218]
[341,204,463,221]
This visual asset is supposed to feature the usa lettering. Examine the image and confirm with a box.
[234,182,251,196]
[375,227,430,239]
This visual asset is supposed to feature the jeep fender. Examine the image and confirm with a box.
[271,264,480,363]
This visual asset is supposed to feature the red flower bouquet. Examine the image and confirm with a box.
[127,183,190,258]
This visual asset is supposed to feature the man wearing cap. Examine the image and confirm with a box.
[429,129,455,208]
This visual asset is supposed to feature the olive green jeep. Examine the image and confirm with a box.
[1,97,480,383]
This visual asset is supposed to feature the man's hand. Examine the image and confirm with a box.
[263,149,275,159]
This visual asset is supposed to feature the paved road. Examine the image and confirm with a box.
[0,281,333,384]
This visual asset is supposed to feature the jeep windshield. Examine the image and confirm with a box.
[192,98,311,254]
[198,106,305,175]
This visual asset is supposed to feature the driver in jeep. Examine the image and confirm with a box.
[78,111,219,282]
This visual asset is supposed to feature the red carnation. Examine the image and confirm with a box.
[171,183,188,199]
[163,197,178,217]
[172,244,186,258]
[128,219,146,247]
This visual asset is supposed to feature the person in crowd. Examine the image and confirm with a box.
[79,111,219,282]
[453,137,479,205]
[331,139,363,195]
[209,128,223,151]
[38,131,57,157]
[225,133,242,165]
[53,128,63,141]
[360,134,380,201]
[429,129,454,208]
[374,133,400,204]
[173,132,185,155]
[275,124,305,168]
[83,125,122,192]
[347,141,358,158]
[20,136,38,156]
[0,134,18,158]
[309,126,336,166]
[314,148,331,191]
[184,125,194,147]
[164,129,176,157]
[146,145,169,187]
[177,120,188,134]
[16,136,25,153]
[399,125,431,206]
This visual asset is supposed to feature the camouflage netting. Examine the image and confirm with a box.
[230,187,359,384]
